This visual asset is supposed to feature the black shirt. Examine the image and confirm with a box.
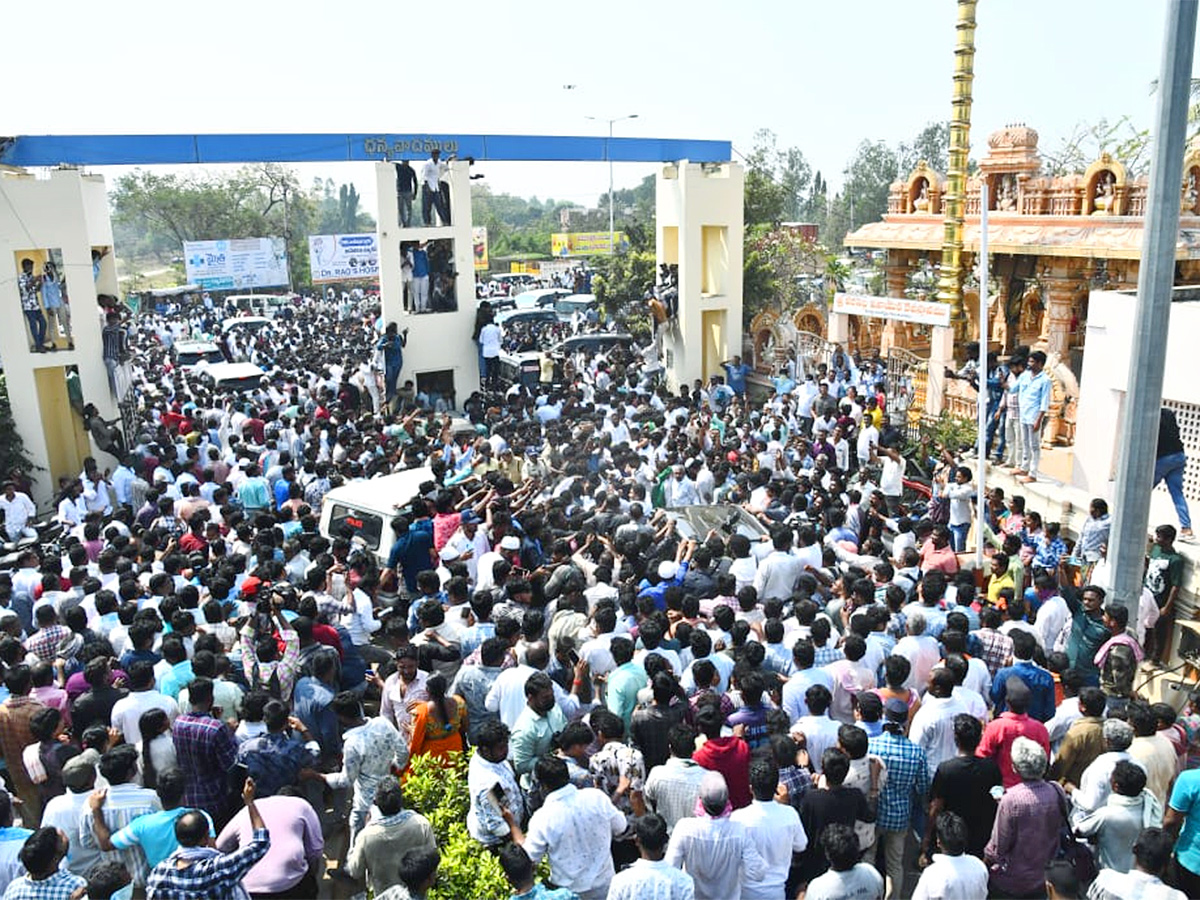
[71,685,129,738]
[930,754,1002,854]
[1158,408,1185,459]
[798,784,874,880]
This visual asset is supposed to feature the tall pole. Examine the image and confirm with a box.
[608,120,615,255]
[1107,0,1197,622]
[935,0,978,330]
[587,113,638,254]
[976,183,989,569]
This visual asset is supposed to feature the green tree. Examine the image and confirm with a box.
[403,752,511,900]
[591,250,657,315]
[837,140,899,247]
[110,164,320,287]
[1042,115,1152,178]
[897,121,951,175]
[0,375,39,486]
[743,129,814,227]
[742,225,836,324]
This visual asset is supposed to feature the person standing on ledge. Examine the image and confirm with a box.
[1155,407,1194,542]
[1015,350,1051,484]
[421,150,449,226]
[377,323,408,410]
[395,159,417,228]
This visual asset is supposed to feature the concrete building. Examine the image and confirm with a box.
[656,162,744,390]
[0,167,120,506]
[1073,286,1200,513]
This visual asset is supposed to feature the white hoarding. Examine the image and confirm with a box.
[308,233,380,284]
[184,238,289,290]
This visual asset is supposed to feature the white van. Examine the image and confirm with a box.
[318,466,435,564]
[226,294,293,318]
[197,362,268,392]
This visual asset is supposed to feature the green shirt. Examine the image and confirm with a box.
[510,704,567,778]
[605,661,647,731]
[1066,605,1108,680]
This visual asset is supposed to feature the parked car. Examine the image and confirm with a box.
[173,340,225,371]
[664,504,770,541]
[550,333,634,357]
[554,293,598,322]
[514,288,572,310]
[220,316,272,336]
[496,308,558,329]
[195,362,268,393]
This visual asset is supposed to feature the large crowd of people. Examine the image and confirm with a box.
[0,289,1194,900]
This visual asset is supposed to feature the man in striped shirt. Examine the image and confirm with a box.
[77,745,161,887]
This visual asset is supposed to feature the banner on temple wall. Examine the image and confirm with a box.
[832,292,952,327]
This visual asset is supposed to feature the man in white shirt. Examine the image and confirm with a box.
[754,531,804,603]
[479,319,502,391]
[519,756,626,900]
[605,813,695,900]
[41,757,103,877]
[789,684,842,774]
[731,759,808,900]
[876,445,906,515]
[856,420,879,467]
[109,661,179,745]
[892,612,942,691]
[911,810,989,900]
[1086,826,1187,900]
[664,466,699,507]
[666,771,766,900]
[908,668,969,779]
[421,149,449,225]
[781,642,835,724]
[0,483,37,543]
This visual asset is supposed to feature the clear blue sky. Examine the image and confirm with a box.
[6,0,1192,211]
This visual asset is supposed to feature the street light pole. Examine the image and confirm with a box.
[587,114,638,253]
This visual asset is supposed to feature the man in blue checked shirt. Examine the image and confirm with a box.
[145,777,270,900]
[868,698,930,900]
[2,827,85,900]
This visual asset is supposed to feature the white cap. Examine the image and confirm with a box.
[658,560,679,580]
[500,535,521,551]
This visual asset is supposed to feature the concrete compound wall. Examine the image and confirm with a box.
[0,168,119,507]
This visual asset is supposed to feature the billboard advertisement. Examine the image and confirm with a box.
[308,233,380,283]
[472,227,489,271]
[183,238,289,290]
[832,292,952,327]
[551,231,629,257]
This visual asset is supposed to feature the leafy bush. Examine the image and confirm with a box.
[404,750,511,900]
[0,375,39,487]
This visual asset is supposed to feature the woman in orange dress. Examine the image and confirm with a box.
[407,672,466,767]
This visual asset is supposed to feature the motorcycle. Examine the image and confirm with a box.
[0,517,64,570]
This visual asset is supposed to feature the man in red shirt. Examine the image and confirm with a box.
[693,698,752,808]
[977,678,1050,787]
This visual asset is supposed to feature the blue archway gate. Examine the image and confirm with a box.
[0,133,730,167]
